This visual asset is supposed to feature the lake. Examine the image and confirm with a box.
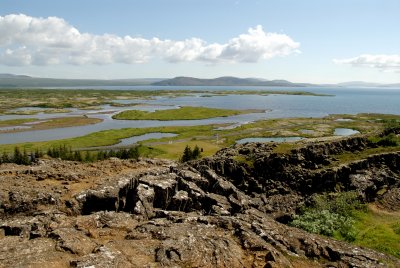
[0,86,399,144]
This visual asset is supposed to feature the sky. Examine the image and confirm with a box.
[0,0,399,83]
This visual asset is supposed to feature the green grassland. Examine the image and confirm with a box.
[0,118,38,127]
[1,113,399,160]
[112,106,260,120]
[0,117,102,133]
[0,125,217,153]
[353,206,400,258]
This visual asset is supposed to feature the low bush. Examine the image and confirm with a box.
[290,191,365,242]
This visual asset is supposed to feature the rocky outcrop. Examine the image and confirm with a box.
[0,137,399,267]
[194,137,400,217]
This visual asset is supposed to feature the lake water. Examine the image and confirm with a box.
[334,128,360,136]
[118,132,177,146]
[236,137,304,144]
[0,86,399,144]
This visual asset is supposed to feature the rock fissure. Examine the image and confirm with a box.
[0,137,399,266]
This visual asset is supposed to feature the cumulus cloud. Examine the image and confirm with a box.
[334,54,400,72]
[0,14,300,66]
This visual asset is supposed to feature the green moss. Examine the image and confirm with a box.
[233,155,255,168]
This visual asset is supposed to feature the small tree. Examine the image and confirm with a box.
[74,151,83,162]
[192,145,201,160]
[84,151,93,162]
[181,145,193,162]
[22,149,30,165]
[127,147,140,160]
[2,152,10,163]
[13,147,23,164]
[181,145,202,162]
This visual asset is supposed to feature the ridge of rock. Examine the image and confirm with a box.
[0,137,399,267]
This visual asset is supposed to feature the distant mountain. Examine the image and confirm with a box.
[1,74,399,88]
[337,81,383,87]
[0,74,163,87]
[0,73,31,79]
[152,76,313,87]
[384,83,400,88]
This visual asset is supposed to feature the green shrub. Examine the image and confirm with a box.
[382,119,400,136]
[290,191,364,242]
[392,222,400,235]
[312,191,365,217]
[377,133,398,147]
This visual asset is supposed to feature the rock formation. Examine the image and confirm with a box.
[0,136,399,267]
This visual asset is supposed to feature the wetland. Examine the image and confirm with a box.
[1,86,399,160]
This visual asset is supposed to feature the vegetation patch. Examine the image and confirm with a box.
[46,144,140,162]
[151,140,222,160]
[1,113,399,161]
[233,155,255,168]
[290,192,400,258]
[112,106,258,120]
[0,116,102,133]
[180,145,202,162]
[0,125,217,154]
[0,118,38,127]
[1,144,142,164]
[352,206,400,258]
[290,191,366,242]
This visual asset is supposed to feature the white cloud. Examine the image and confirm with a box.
[219,25,300,62]
[334,54,400,72]
[0,14,300,66]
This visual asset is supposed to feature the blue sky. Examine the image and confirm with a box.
[0,0,399,83]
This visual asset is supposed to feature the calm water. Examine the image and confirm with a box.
[236,137,304,144]
[1,86,399,144]
[334,128,360,136]
[118,132,177,146]
[236,127,359,144]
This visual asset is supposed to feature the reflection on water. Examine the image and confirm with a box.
[334,128,360,136]
[236,137,304,144]
[0,126,32,131]
[335,118,354,122]
[118,133,177,146]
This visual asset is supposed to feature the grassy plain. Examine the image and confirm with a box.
[113,106,261,120]
[0,117,102,133]
[1,89,399,161]
[1,113,399,160]
[0,118,38,127]
[151,140,221,159]
[353,206,400,258]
